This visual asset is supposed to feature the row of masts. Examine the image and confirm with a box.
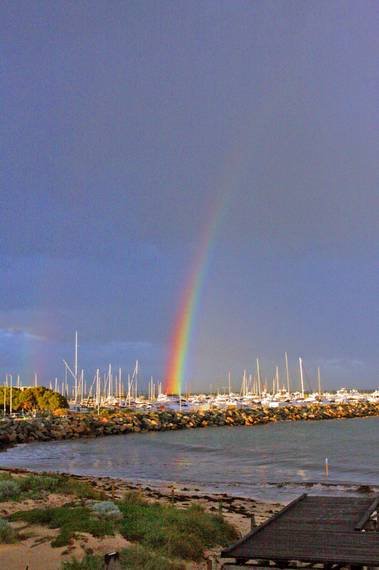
[232,355,322,399]
[61,334,166,405]
[63,349,144,405]
[2,333,323,405]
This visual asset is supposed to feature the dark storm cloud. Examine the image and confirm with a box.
[1,1,378,387]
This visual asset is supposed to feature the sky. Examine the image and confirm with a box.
[1,1,378,392]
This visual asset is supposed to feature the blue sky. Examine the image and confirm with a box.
[1,1,378,391]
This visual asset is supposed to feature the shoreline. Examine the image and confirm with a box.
[0,402,378,452]
[1,465,377,506]
[0,467,281,549]
[0,467,377,568]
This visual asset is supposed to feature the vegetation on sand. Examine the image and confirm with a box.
[118,491,238,561]
[0,472,101,501]
[10,506,117,547]
[62,547,185,570]
[0,518,17,543]
[3,477,237,566]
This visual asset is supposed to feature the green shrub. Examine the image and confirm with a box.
[163,529,204,561]
[90,501,122,520]
[0,518,17,543]
[118,494,238,561]
[10,505,116,547]
[120,544,185,570]
[19,475,59,495]
[0,479,20,500]
[61,555,103,569]
[9,487,238,563]
[61,548,185,570]
[122,490,147,506]
[0,385,69,412]
[55,476,102,500]
[17,474,101,501]
[0,472,13,481]
[11,507,54,525]
[0,473,99,502]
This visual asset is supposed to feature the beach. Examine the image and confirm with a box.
[0,468,280,569]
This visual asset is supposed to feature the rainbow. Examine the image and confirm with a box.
[164,133,248,395]
[164,194,229,395]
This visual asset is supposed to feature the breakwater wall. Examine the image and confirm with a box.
[0,402,378,449]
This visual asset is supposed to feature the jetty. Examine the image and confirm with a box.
[221,493,379,568]
[0,401,378,449]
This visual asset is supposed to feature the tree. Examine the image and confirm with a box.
[0,386,69,413]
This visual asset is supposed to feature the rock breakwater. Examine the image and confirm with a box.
[0,402,378,450]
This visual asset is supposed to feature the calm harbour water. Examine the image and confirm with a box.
[0,417,378,503]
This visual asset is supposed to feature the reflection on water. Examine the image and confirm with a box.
[0,417,378,502]
[296,469,307,480]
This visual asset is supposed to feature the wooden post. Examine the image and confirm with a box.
[250,513,256,529]
[104,552,120,569]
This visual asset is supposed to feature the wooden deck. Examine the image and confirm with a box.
[222,494,379,566]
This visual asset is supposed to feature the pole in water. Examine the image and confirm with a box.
[325,457,329,478]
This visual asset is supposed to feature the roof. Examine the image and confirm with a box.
[222,494,379,566]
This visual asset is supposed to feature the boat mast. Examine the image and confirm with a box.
[74,331,78,403]
[135,360,139,399]
[78,370,83,403]
[285,352,290,394]
[108,364,112,399]
[64,366,68,398]
[95,369,100,406]
[299,357,304,398]
[256,358,261,396]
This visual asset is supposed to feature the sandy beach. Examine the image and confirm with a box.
[0,468,280,569]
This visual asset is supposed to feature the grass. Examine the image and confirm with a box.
[49,475,102,500]
[6,484,238,564]
[120,544,185,569]
[10,506,117,547]
[0,518,17,543]
[0,479,21,500]
[61,555,104,569]
[118,491,238,561]
[61,546,185,570]
[0,472,102,502]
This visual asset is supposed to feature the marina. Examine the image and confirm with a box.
[2,334,378,415]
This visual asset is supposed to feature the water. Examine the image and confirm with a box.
[0,417,378,503]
